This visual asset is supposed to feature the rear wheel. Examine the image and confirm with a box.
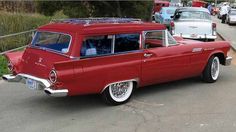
[201,56,220,83]
[102,81,134,105]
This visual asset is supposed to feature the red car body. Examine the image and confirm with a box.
[153,0,170,13]
[2,18,232,105]
[192,0,207,7]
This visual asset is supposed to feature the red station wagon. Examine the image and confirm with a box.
[2,18,232,105]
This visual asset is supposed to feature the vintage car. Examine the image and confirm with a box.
[170,7,217,41]
[154,7,177,29]
[2,18,232,105]
[226,9,236,25]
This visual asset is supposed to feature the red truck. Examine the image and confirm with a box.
[2,18,232,105]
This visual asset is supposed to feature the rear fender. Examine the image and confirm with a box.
[53,60,76,83]
[4,51,24,73]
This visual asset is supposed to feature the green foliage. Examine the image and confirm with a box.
[0,11,69,52]
[36,1,153,21]
[0,55,9,77]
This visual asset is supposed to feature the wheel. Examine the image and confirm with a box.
[102,81,134,105]
[201,56,220,83]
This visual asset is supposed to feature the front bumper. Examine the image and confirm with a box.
[173,34,217,40]
[225,56,233,66]
[2,74,68,97]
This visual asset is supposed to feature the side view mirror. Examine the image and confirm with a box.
[171,16,174,18]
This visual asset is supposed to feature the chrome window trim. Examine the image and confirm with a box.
[80,49,143,59]
[31,31,73,54]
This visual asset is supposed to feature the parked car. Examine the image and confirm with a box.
[170,0,183,7]
[170,7,217,41]
[154,7,177,29]
[2,18,232,105]
[230,3,236,9]
[226,9,236,25]
[191,0,207,7]
[152,0,170,21]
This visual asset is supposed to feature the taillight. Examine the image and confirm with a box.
[7,61,13,71]
[212,23,216,36]
[170,21,175,35]
[49,70,57,83]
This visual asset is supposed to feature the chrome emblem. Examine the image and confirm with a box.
[38,58,43,63]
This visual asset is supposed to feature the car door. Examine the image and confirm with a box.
[72,33,143,95]
[141,30,192,87]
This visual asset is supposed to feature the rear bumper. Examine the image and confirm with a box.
[225,56,232,66]
[2,74,68,97]
[173,34,217,40]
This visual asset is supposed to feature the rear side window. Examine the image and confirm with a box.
[80,35,112,57]
[114,34,140,53]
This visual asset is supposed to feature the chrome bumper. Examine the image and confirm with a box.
[2,74,68,97]
[225,56,233,66]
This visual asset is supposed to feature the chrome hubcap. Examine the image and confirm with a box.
[211,57,219,80]
[109,81,133,102]
[110,82,129,98]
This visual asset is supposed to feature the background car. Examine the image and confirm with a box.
[226,9,236,25]
[171,7,217,41]
[154,7,177,29]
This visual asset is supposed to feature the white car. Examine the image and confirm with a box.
[226,9,236,25]
[171,7,217,41]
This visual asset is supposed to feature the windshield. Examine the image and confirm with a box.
[32,32,71,53]
[177,11,211,20]
[230,10,236,15]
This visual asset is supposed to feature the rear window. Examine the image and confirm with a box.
[178,11,211,20]
[32,32,71,53]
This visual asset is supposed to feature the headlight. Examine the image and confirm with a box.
[49,70,57,83]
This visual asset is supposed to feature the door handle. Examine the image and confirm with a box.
[144,53,153,58]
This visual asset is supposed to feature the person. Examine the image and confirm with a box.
[220,3,229,23]
[207,3,212,14]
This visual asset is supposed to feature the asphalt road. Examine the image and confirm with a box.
[0,64,236,132]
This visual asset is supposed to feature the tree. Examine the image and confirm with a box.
[36,1,153,21]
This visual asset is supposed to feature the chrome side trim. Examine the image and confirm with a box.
[44,88,68,97]
[100,78,139,93]
[192,48,203,53]
[225,56,232,66]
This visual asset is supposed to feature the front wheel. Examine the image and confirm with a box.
[201,56,220,83]
[102,81,134,105]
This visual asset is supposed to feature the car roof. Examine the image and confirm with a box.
[38,18,166,34]
[176,7,210,13]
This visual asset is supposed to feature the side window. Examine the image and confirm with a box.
[145,30,165,49]
[114,34,140,53]
[80,35,112,57]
